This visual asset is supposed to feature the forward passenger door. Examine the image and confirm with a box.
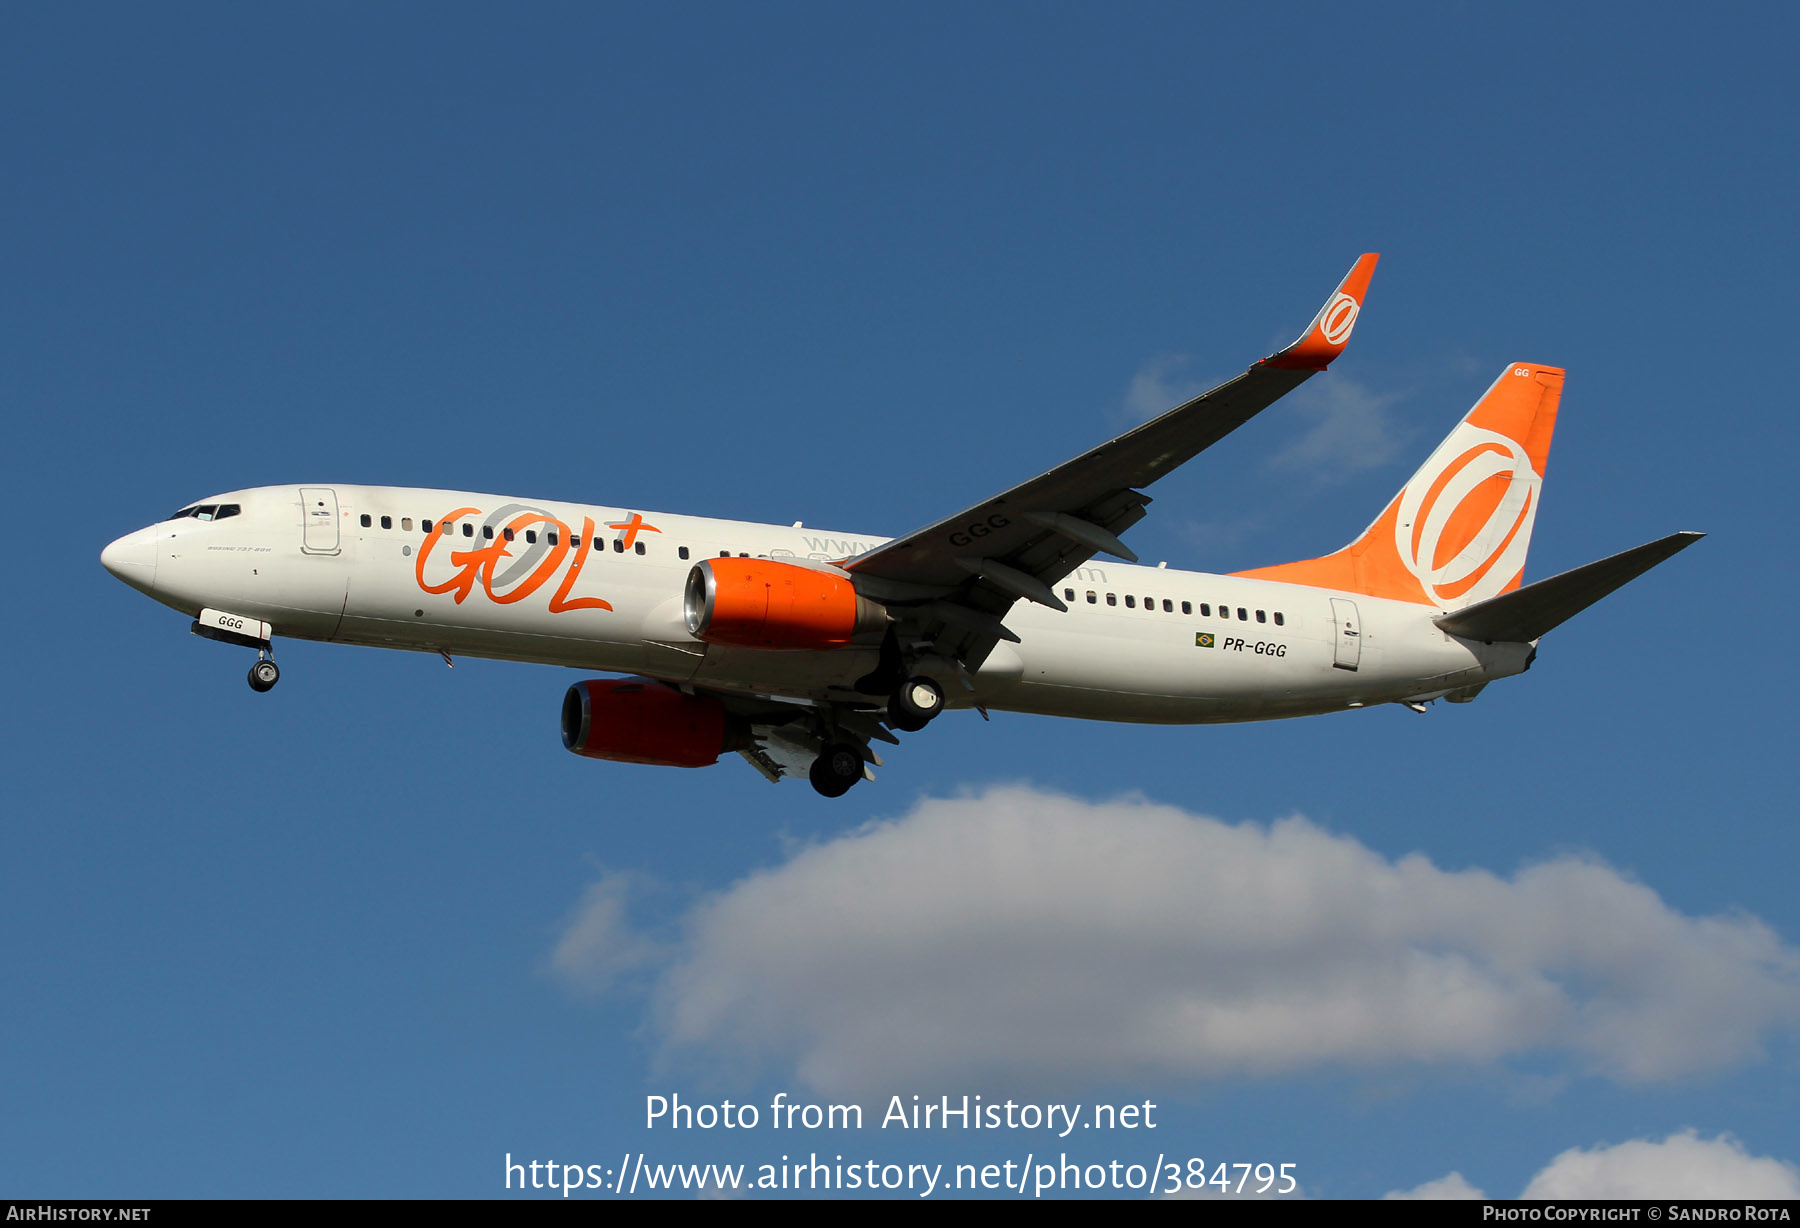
[300,488,341,555]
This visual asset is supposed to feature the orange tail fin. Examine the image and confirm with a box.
[1234,364,1564,609]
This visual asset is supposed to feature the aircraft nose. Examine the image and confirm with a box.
[101,528,158,593]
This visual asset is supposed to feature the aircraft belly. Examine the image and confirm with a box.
[996,681,1345,724]
[689,644,880,697]
[987,610,1419,723]
[1005,621,1302,699]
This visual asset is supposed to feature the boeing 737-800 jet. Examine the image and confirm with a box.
[101,255,1700,796]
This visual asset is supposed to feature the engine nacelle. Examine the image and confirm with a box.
[561,678,740,768]
[684,558,887,649]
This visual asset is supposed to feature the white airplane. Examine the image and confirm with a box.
[102,255,1700,796]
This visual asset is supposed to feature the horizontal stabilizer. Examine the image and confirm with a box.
[1434,531,1704,643]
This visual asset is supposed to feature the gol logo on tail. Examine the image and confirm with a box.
[1393,423,1540,606]
[415,505,614,613]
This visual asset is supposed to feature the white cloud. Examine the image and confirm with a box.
[1384,1171,1486,1199]
[1392,1132,1800,1201]
[1119,353,1408,481]
[1270,375,1410,477]
[551,787,1800,1098]
[546,872,664,995]
[1120,354,1216,422]
[1173,514,1271,556]
[1520,1131,1800,1200]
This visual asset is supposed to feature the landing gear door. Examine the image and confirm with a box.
[300,487,341,555]
[1330,597,1361,672]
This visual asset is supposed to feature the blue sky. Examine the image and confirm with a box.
[4,3,1797,1199]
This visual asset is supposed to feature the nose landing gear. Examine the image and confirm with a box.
[191,611,281,693]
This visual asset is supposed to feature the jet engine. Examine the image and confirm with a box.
[683,558,887,649]
[561,678,743,768]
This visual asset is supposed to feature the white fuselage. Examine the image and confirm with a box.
[102,484,1532,721]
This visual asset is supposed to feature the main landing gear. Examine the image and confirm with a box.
[853,627,949,735]
[247,652,280,693]
[887,675,944,733]
[806,673,943,798]
[809,741,865,798]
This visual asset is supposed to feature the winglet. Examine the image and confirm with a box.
[1262,253,1380,371]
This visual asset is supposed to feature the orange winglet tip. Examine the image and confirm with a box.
[1263,252,1379,371]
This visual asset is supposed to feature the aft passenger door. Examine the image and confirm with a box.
[300,487,341,555]
[1329,597,1361,671]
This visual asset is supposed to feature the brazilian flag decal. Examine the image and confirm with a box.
[1196,632,1215,648]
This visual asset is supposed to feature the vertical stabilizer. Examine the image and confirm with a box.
[1234,364,1563,609]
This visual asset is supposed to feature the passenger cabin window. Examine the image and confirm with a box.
[381,515,392,530]
[360,514,371,527]
[1181,601,1192,615]
[634,541,645,555]
[1125,595,1135,608]
[546,530,557,545]
[679,547,690,560]
[613,539,624,553]
[570,535,581,548]
[502,527,514,542]
[482,525,494,540]
[421,519,433,533]
[402,517,413,531]
[1237,607,1248,620]
[1106,593,1117,606]
[1256,610,1266,623]
[1143,596,1153,608]
[1162,599,1172,612]
[462,523,474,537]
[1064,588,1075,601]
[1087,591,1097,604]
[1200,603,1210,617]
[1274,612,1285,626]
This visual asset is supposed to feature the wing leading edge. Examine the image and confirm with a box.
[843,254,1380,670]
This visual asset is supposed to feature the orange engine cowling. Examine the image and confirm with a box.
[561,678,737,768]
[684,558,887,649]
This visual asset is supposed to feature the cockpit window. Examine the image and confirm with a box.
[168,502,241,522]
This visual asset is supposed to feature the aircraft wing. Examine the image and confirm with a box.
[843,254,1379,671]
